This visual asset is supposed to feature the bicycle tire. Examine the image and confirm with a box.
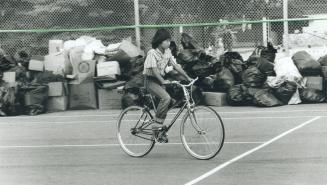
[180,106,225,160]
[117,106,155,157]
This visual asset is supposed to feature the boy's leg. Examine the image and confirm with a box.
[147,80,171,124]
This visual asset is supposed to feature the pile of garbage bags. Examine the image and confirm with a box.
[0,47,69,116]
[119,33,327,109]
[173,34,326,107]
[2,32,327,116]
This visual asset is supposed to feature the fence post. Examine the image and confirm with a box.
[263,17,268,47]
[283,0,290,56]
[134,0,141,49]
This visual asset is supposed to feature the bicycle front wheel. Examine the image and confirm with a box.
[181,106,225,160]
[117,106,155,157]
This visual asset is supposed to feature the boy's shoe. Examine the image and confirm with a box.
[152,122,168,143]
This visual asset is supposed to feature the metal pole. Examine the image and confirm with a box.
[134,0,141,49]
[283,0,289,56]
[263,17,268,47]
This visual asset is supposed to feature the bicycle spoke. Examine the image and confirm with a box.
[117,106,155,157]
[181,106,225,160]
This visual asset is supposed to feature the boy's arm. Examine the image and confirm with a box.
[151,67,167,85]
[169,57,192,81]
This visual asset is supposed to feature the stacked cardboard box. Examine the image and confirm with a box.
[98,88,123,110]
[305,77,323,91]
[69,82,97,110]
[47,82,69,112]
[322,66,327,93]
[203,92,227,107]
[29,56,44,72]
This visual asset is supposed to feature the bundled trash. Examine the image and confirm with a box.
[299,88,326,103]
[20,84,49,116]
[0,81,16,116]
[292,51,321,76]
[227,84,252,106]
[242,67,267,88]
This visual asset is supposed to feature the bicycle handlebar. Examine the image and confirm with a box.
[170,77,198,87]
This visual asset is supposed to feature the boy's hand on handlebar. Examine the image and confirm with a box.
[187,77,194,82]
[162,80,171,85]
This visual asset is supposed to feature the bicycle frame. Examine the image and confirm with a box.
[142,78,198,133]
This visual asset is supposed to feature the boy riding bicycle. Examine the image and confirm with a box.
[142,29,193,140]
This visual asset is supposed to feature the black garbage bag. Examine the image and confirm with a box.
[242,67,267,87]
[248,43,277,63]
[192,61,214,78]
[14,49,31,68]
[8,66,28,83]
[219,52,245,83]
[272,81,297,104]
[170,41,178,58]
[181,33,201,49]
[121,92,140,109]
[198,76,215,91]
[220,52,244,64]
[318,55,327,66]
[228,59,245,84]
[165,69,187,82]
[166,83,184,101]
[107,50,132,70]
[292,51,321,76]
[122,56,144,80]
[177,49,202,65]
[249,58,275,76]
[190,85,204,105]
[33,71,65,84]
[208,57,223,73]
[227,84,252,106]
[124,74,145,94]
[262,42,277,63]
[177,49,205,77]
[252,89,283,107]
[166,84,203,105]
[213,67,235,92]
[299,88,326,103]
[21,84,49,115]
[0,49,16,72]
[0,82,16,116]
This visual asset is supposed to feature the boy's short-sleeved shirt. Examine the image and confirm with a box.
[143,48,177,77]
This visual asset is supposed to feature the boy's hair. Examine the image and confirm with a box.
[151,29,171,49]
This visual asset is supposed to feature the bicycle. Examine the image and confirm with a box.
[117,77,225,160]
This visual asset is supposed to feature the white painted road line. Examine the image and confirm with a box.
[0,109,326,119]
[184,116,321,185]
[0,142,264,149]
[0,115,325,124]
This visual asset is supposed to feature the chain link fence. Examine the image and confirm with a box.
[0,0,327,57]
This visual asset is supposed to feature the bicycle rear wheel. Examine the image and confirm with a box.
[180,106,225,160]
[117,106,155,157]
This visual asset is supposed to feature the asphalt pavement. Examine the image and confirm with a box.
[0,104,327,185]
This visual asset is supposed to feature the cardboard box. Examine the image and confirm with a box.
[69,82,97,109]
[321,66,327,78]
[68,47,96,84]
[47,96,68,112]
[49,40,64,54]
[203,92,227,107]
[98,89,123,110]
[2,72,16,83]
[48,82,68,97]
[44,51,72,74]
[305,76,323,90]
[97,61,121,79]
[29,59,44,71]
